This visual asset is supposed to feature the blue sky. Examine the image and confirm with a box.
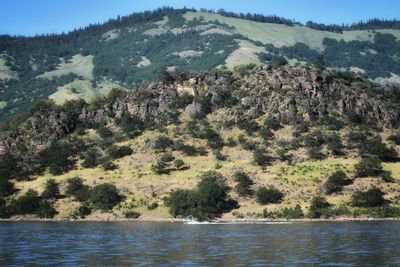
[1,0,399,36]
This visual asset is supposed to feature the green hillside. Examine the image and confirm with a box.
[1,7,400,122]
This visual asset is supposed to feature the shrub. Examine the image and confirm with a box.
[278,205,304,219]
[255,186,283,204]
[325,134,344,156]
[77,204,92,218]
[107,145,133,159]
[346,110,364,124]
[307,147,325,160]
[117,114,144,137]
[39,142,76,175]
[253,148,272,168]
[238,120,259,135]
[166,189,197,218]
[0,177,15,198]
[238,134,257,150]
[360,136,398,162]
[37,200,57,218]
[151,136,173,151]
[379,171,395,183]
[233,170,254,197]
[272,56,288,67]
[351,187,385,207]
[174,159,188,170]
[324,171,351,195]
[97,126,113,139]
[264,117,282,131]
[147,202,159,210]
[107,88,127,103]
[124,210,141,219]
[81,148,102,168]
[65,177,89,202]
[14,189,40,215]
[166,171,238,220]
[102,161,118,171]
[42,179,60,199]
[152,159,170,175]
[259,127,274,140]
[354,155,383,177]
[89,183,122,211]
[308,196,330,218]
[388,134,400,145]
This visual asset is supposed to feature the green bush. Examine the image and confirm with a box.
[41,179,60,199]
[70,203,92,219]
[97,126,114,139]
[0,177,15,198]
[65,177,89,202]
[253,148,272,168]
[117,114,144,137]
[308,196,330,218]
[277,205,304,219]
[102,160,118,171]
[166,171,238,220]
[39,142,77,175]
[388,134,400,145]
[307,147,325,160]
[324,171,351,195]
[89,183,122,211]
[81,148,101,168]
[354,155,383,177]
[151,136,173,151]
[255,186,284,204]
[360,136,398,162]
[124,210,141,219]
[264,117,282,131]
[272,56,288,67]
[14,189,40,215]
[107,145,133,159]
[379,171,395,183]
[351,187,385,207]
[37,200,57,218]
[233,170,254,197]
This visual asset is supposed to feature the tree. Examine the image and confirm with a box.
[314,55,326,70]
[14,189,40,214]
[39,142,76,175]
[308,196,330,218]
[272,56,288,67]
[65,177,89,202]
[0,178,15,198]
[82,148,101,168]
[42,179,60,199]
[89,183,122,211]
[255,186,284,204]
[157,67,174,83]
[253,148,272,169]
[166,171,238,220]
[324,170,351,195]
[351,187,385,207]
[233,170,254,197]
[354,155,383,177]
[107,87,127,103]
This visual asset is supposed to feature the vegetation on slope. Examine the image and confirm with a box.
[1,64,400,220]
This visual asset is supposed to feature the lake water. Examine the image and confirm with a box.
[0,221,399,266]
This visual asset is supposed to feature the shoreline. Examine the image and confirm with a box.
[2,217,400,223]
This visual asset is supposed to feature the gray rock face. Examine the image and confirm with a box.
[185,103,202,119]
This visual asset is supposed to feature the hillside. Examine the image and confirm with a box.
[1,64,400,221]
[1,7,400,121]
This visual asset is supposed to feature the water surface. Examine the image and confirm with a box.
[0,221,399,266]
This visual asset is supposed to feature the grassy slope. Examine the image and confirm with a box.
[0,55,16,80]
[225,40,267,68]
[184,12,400,51]
[37,54,94,80]
[14,112,400,220]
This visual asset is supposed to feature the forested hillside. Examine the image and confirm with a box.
[1,7,400,122]
[1,64,400,220]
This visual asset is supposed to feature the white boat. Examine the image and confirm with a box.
[183,216,211,224]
